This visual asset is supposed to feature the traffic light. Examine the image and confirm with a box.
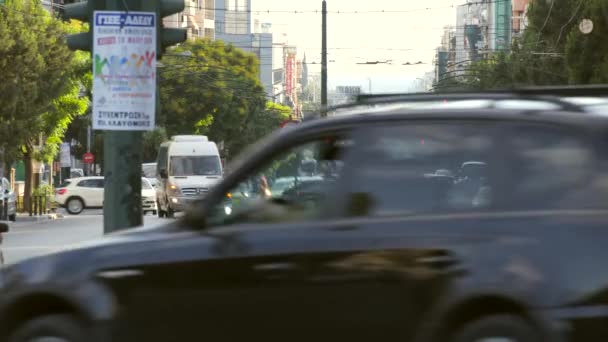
[150,0,188,59]
[62,0,104,52]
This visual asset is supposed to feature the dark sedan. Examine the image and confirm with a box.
[3,94,608,342]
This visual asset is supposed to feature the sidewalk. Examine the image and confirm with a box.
[0,212,64,226]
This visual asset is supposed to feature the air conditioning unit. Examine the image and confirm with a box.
[171,135,209,142]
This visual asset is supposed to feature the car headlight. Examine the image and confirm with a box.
[168,183,181,196]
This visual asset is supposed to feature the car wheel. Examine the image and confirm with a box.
[65,198,84,215]
[8,214,16,222]
[450,315,540,342]
[9,314,87,342]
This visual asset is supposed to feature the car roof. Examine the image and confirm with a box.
[294,108,608,134]
[224,106,608,180]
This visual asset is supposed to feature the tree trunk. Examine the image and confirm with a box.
[23,144,34,212]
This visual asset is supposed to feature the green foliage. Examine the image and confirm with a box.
[437,0,605,92]
[0,0,77,154]
[143,127,168,163]
[565,0,608,84]
[33,184,53,197]
[159,39,289,159]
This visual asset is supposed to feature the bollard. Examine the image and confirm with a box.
[33,195,38,217]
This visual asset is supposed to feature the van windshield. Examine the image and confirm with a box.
[170,156,222,176]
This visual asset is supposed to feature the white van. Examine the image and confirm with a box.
[156,135,223,217]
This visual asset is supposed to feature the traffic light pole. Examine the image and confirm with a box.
[64,0,186,234]
[103,131,143,232]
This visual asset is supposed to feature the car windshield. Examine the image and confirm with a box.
[141,179,153,190]
[170,156,221,176]
[142,164,156,178]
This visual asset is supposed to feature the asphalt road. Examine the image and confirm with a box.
[2,210,170,265]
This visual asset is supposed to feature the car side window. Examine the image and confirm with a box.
[93,179,105,188]
[77,180,92,188]
[343,123,495,217]
[505,124,596,209]
[207,135,352,227]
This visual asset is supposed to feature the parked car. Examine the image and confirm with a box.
[0,222,9,265]
[141,177,158,216]
[142,162,158,188]
[5,90,608,342]
[55,177,158,215]
[0,177,16,222]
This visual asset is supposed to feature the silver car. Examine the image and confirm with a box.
[1,177,16,222]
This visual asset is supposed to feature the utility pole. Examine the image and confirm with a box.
[321,0,328,117]
[64,0,186,234]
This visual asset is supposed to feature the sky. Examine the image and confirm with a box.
[251,0,460,93]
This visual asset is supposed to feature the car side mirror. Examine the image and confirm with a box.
[3,189,8,195]
[0,223,9,233]
[160,169,168,179]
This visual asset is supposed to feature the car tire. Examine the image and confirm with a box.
[450,314,540,342]
[8,214,15,222]
[66,198,84,215]
[8,314,87,342]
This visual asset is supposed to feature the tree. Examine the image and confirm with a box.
[0,1,88,207]
[437,0,596,92]
[565,0,608,84]
[159,39,285,159]
[143,128,168,163]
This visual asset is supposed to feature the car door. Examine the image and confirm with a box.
[321,120,506,341]
[74,179,97,207]
[91,178,105,207]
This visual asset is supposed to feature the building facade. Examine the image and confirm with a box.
[163,0,216,40]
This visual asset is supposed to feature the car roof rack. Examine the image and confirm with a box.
[327,84,608,114]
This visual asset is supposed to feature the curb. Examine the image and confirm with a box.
[9,213,65,224]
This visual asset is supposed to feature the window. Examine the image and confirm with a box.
[142,164,156,178]
[344,123,494,217]
[170,156,222,176]
[207,135,352,227]
[505,125,595,209]
[142,179,153,190]
[77,179,104,188]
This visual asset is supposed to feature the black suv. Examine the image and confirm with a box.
[2,90,608,342]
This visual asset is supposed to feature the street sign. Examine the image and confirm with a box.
[60,143,71,167]
[83,152,95,164]
[92,11,157,131]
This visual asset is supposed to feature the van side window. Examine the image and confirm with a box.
[157,146,168,175]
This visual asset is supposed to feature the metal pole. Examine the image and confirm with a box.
[321,0,328,117]
[86,125,92,176]
[103,131,143,234]
[102,0,144,234]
